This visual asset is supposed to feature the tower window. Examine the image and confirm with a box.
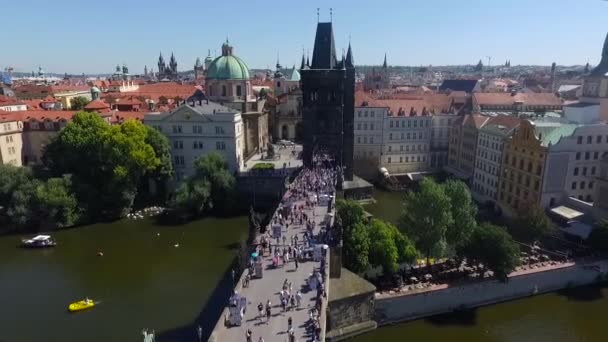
[236,85,242,97]
[222,85,227,96]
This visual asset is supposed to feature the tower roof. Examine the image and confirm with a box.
[207,42,250,80]
[345,43,354,68]
[383,53,387,68]
[310,22,338,69]
[591,32,608,76]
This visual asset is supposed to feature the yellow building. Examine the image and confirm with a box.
[498,119,577,216]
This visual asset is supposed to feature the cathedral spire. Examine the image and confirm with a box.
[383,53,387,69]
[345,42,354,68]
[591,31,608,76]
[300,50,307,70]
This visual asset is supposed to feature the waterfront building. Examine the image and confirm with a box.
[497,119,576,216]
[0,113,24,166]
[301,21,355,180]
[446,114,491,181]
[541,123,608,208]
[362,54,390,91]
[144,101,245,180]
[353,104,386,178]
[471,116,520,204]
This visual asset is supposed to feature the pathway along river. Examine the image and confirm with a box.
[0,216,247,342]
[352,189,608,342]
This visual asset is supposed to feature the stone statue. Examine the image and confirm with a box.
[266,142,275,159]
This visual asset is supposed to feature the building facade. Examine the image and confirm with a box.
[144,102,244,180]
[274,64,303,141]
[0,114,24,166]
[541,124,608,208]
[446,114,491,180]
[471,116,520,204]
[382,110,432,174]
[301,22,355,180]
[353,106,385,177]
[362,55,390,91]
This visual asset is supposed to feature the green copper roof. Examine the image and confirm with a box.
[288,66,300,81]
[207,55,250,80]
[534,123,579,146]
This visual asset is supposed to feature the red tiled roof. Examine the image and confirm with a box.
[0,112,23,123]
[355,91,454,116]
[101,82,195,103]
[0,95,25,106]
[487,115,521,129]
[84,99,110,110]
[474,92,562,107]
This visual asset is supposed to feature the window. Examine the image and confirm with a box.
[193,125,202,134]
[216,141,226,150]
[222,85,227,96]
[358,111,362,118]
[581,181,586,189]
[215,126,224,134]
[536,165,542,175]
[587,136,592,144]
[370,123,374,130]
[236,85,242,96]
[576,152,581,160]
[388,157,391,163]
[357,137,361,144]
[358,123,362,130]
[390,121,394,128]
[388,146,392,152]
[589,181,594,189]
[172,125,182,133]
[173,140,183,149]
[574,167,579,176]
[583,167,587,176]
[577,136,583,144]
[592,166,597,175]
[585,152,590,160]
[597,135,602,143]
[572,182,577,190]
[594,151,599,159]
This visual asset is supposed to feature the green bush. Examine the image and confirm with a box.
[252,163,275,170]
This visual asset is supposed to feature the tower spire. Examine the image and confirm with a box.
[383,53,387,68]
[345,42,354,68]
[300,49,307,70]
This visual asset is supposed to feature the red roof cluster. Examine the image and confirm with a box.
[0,95,25,107]
[355,90,459,117]
[0,110,78,123]
[474,92,562,107]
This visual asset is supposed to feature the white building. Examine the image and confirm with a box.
[353,106,385,176]
[472,116,520,204]
[383,110,432,174]
[144,101,244,180]
[541,123,608,208]
[430,114,455,170]
[0,96,27,112]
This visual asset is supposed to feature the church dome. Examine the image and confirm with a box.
[207,41,250,80]
[90,86,100,93]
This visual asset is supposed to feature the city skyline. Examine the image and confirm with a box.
[2,0,607,74]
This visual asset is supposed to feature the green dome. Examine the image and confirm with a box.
[207,55,250,80]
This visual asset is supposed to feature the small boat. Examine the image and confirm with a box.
[21,235,57,248]
[68,298,96,312]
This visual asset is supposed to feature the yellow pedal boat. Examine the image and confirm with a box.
[68,299,95,312]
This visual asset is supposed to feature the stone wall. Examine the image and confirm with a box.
[375,259,608,325]
[328,292,375,331]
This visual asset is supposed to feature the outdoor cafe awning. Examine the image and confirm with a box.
[549,205,584,221]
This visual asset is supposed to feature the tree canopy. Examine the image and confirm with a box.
[171,152,237,217]
[369,219,417,275]
[70,96,89,110]
[512,205,554,243]
[336,199,370,274]
[457,223,520,281]
[43,112,161,219]
[399,178,453,264]
[444,179,477,247]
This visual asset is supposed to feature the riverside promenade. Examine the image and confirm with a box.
[209,166,337,342]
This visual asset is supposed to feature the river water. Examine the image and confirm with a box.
[352,189,608,342]
[2,189,607,342]
[0,216,247,342]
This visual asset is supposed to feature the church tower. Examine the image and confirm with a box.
[158,53,165,74]
[301,21,355,180]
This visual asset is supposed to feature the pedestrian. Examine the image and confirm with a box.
[258,337,264,342]
[266,304,271,322]
[296,291,302,308]
[287,316,293,332]
[246,329,252,342]
[257,302,264,321]
[295,257,299,270]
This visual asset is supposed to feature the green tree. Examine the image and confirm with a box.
[512,205,554,243]
[43,112,160,219]
[588,220,608,253]
[139,126,173,200]
[369,219,400,275]
[444,180,477,247]
[344,221,370,274]
[171,152,236,217]
[33,176,79,229]
[399,177,453,266]
[70,96,89,110]
[457,223,520,282]
[336,199,370,274]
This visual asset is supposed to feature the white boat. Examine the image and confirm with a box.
[21,235,57,248]
[142,329,155,342]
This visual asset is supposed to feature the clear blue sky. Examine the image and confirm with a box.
[3,0,607,74]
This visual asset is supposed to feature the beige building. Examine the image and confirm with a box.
[446,114,491,180]
[144,102,245,180]
[472,92,562,113]
[0,113,24,166]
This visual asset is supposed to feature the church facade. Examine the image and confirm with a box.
[157,52,178,81]
[363,55,390,91]
[301,21,355,180]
